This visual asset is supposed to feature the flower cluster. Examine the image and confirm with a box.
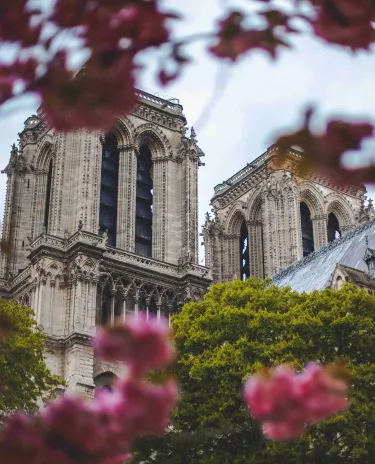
[0,314,177,464]
[209,10,293,62]
[243,363,349,440]
[0,0,177,131]
[312,0,375,50]
[275,110,374,185]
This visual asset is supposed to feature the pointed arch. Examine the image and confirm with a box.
[326,196,355,230]
[299,185,325,217]
[31,141,55,237]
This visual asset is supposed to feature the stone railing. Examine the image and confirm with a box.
[0,277,10,290]
[27,231,211,281]
[135,90,184,115]
[104,248,180,277]
[11,267,31,289]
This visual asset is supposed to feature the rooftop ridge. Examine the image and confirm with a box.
[273,218,375,282]
[212,145,303,197]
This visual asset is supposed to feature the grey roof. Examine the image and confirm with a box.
[336,264,375,289]
[273,219,375,293]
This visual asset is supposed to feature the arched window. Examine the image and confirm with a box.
[94,372,117,396]
[300,202,314,257]
[327,212,341,242]
[239,221,250,280]
[44,159,53,232]
[99,133,119,247]
[135,145,153,257]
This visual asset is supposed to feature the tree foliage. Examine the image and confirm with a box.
[0,298,61,418]
[133,279,375,464]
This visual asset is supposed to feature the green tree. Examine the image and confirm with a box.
[133,279,375,464]
[0,298,61,418]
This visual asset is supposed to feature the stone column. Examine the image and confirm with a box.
[110,289,117,325]
[312,215,328,249]
[224,234,240,280]
[0,171,16,275]
[152,159,167,261]
[117,146,136,250]
[248,220,264,278]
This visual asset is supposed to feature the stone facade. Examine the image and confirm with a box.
[203,145,373,283]
[0,90,211,396]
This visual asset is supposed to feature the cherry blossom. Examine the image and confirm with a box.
[94,314,174,376]
[0,315,178,463]
[243,363,349,440]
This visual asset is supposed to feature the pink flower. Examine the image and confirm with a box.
[243,363,349,440]
[0,412,44,464]
[313,0,375,50]
[94,314,174,376]
[117,378,178,438]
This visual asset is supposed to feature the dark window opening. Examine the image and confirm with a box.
[22,240,24,248]
[44,159,53,233]
[135,145,153,257]
[149,294,158,316]
[300,202,314,257]
[99,134,119,247]
[327,212,341,243]
[27,179,30,188]
[240,221,250,280]
[100,287,112,327]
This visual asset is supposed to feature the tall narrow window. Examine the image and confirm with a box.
[135,145,153,257]
[300,202,314,257]
[239,221,250,280]
[44,159,53,232]
[327,212,341,242]
[99,134,119,247]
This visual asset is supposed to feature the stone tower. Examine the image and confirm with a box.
[203,145,373,283]
[0,90,211,397]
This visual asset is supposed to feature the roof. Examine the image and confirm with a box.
[336,264,375,289]
[273,219,375,292]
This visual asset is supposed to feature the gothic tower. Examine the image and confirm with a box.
[0,90,211,396]
[203,146,372,283]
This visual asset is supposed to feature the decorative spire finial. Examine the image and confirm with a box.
[190,127,197,140]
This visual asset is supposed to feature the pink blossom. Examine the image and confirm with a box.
[117,378,178,438]
[94,314,174,375]
[244,363,349,440]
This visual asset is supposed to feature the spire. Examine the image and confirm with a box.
[190,127,197,140]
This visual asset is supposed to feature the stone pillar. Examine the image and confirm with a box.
[312,215,328,249]
[152,159,167,261]
[64,339,95,399]
[0,171,16,276]
[248,220,264,278]
[110,289,116,325]
[117,146,136,250]
[262,193,280,277]
[224,234,240,280]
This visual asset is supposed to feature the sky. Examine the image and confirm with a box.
[1,0,375,262]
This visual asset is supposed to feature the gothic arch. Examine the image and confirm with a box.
[34,140,55,171]
[225,204,247,235]
[247,191,263,222]
[326,195,355,228]
[299,185,325,217]
[113,117,135,147]
[31,140,56,237]
[134,123,172,159]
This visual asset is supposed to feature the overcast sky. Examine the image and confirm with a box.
[1,0,375,262]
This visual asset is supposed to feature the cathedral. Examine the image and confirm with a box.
[0,90,374,395]
[0,90,211,396]
[203,145,375,282]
